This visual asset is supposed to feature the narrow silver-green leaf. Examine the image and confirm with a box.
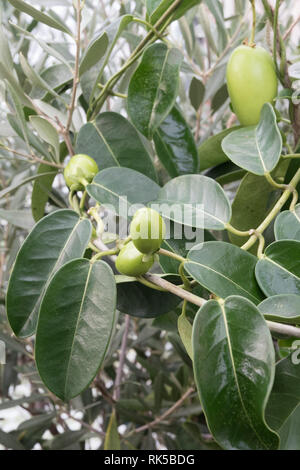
[36,259,117,401]
[6,210,92,338]
[7,0,71,35]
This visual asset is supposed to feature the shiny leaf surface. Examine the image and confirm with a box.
[193,296,278,450]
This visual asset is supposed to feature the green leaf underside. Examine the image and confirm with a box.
[154,175,231,229]
[221,104,282,176]
[274,204,300,241]
[36,259,117,401]
[87,167,160,218]
[255,240,300,297]
[6,210,92,337]
[75,112,157,181]
[266,355,300,450]
[185,242,263,304]
[258,294,300,324]
[128,43,183,139]
[192,296,278,450]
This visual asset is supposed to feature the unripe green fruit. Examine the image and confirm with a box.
[226,45,278,126]
[130,208,166,254]
[115,241,154,277]
[64,154,99,191]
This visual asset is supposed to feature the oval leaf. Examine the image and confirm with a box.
[185,241,264,304]
[35,259,117,401]
[87,167,160,218]
[222,104,282,176]
[153,106,199,177]
[154,175,231,230]
[6,210,92,337]
[265,354,300,450]
[192,295,278,450]
[258,295,300,324]
[274,204,300,241]
[128,43,183,139]
[76,112,157,181]
[255,240,300,297]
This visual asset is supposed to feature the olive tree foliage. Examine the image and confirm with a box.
[0,0,300,451]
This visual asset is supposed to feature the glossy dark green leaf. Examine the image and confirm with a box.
[265,354,300,450]
[258,295,300,324]
[185,242,264,304]
[154,175,231,230]
[128,43,183,139]
[87,167,160,218]
[148,0,202,25]
[7,0,71,35]
[189,77,205,111]
[153,106,199,177]
[36,259,117,401]
[75,112,157,181]
[211,84,229,114]
[274,204,300,241]
[256,241,300,297]
[116,274,182,318]
[6,210,92,338]
[198,126,242,171]
[193,296,278,450]
[222,104,282,175]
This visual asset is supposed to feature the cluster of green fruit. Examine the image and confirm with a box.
[116,207,166,277]
[64,155,166,277]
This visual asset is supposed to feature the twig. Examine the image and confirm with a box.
[0,145,63,169]
[113,314,131,401]
[132,387,195,434]
[283,14,300,40]
[65,0,81,138]
[62,409,105,438]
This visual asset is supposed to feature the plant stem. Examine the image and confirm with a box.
[0,144,63,169]
[158,247,186,263]
[178,262,191,290]
[137,276,167,292]
[242,168,300,251]
[225,223,251,237]
[249,0,256,46]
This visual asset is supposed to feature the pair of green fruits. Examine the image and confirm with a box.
[64,156,166,277]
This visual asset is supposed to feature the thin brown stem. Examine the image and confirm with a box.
[0,145,63,169]
[132,387,195,434]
